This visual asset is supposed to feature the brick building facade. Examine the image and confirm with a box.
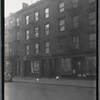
[5,0,96,78]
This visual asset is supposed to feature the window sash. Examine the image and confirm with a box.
[46,48,49,53]
[89,0,95,3]
[17,33,19,40]
[26,16,29,24]
[89,12,96,19]
[59,2,64,12]
[35,12,39,21]
[89,18,96,25]
[35,27,39,37]
[60,20,65,31]
[26,30,29,39]
[45,24,49,35]
[45,8,49,18]
[26,45,29,55]
[35,44,39,54]
[16,18,19,26]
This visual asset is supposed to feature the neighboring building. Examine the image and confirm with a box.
[5,0,96,78]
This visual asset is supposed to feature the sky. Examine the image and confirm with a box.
[5,0,38,17]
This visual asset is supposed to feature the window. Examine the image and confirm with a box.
[45,24,49,35]
[35,43,39,54]
[72,16,78,28]
[72,0,78,8]
[16,46,19,55]
[61,58,71,75]
[59,19,65,31]
[35,27,39,37]
[45,8,49,18]
[9,20,12,24]
[59,2,64,13]
[89,0,95,3]
[89,11,96,25]
[16,18,19,26]
[89,34,96,48]
[17,32,20,40]
[45,41,50,53]
[25,45,29,56]
[86,56,96,75]
[25,15,29,25]
[9,35,12,42]
[31,60,40,73]
[25,30,29,40]
[59,37,66,50]
[72,36,79,49]
[35,12,39,22]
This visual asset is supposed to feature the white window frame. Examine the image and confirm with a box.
[35,43,39,54]
[16,18,19,26]
[26,15,29,25]
[45,8,49,18]
[89,0,95,3]
[72,0,78,8]
[45,41,50,53]
[73,15,78,28]
[59,2,64,13]
[89,33,96,48]
[26,30,29,40]
[89,11,96,25]
[45,24,49,35]
[59,19,65,31]
[73,36,79,49]
[35,27,39,37]
[26,45,29,56]
[35,12,39,22]
[17,32,20,40]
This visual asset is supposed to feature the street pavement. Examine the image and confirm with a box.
[5,82,96,100]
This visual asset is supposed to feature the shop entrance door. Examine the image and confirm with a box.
[41,60,48,77]
[24,61,31,76]
[72,57,86,77]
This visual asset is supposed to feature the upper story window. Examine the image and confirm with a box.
[16,32,20,40]
[72,0,78,8]
[9,35,12,42]
[16,18,19,26]
[35,27,39,38]
[9,20,12,25]
[89,33,96,48]
[35,43,39,54]
[59,37,66,50]
[59,19,65,31]
[89,11,96,25]
[72,36,79,49]
[25,15,29,25]
[89,0,95,3]
[45,24,49,35]
[72,15,78,29]
[59,2,64,13]
[45,8,49,18]
[45,41,50,54]
[25,30,29,40]
[35,12,39,22]
[25,45,29,56]
[16,46,19,55]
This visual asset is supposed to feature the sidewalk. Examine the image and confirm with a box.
[13,77,96,88]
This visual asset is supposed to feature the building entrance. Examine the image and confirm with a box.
[72,57,86,77]
[24,61,31,76]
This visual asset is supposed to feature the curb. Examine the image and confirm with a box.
[12,79,96,88]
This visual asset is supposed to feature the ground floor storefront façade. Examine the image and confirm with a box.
[9,53,96,79]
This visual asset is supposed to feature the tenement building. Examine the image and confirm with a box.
[5,0,96,78]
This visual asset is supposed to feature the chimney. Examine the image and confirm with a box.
[22,3,28,9]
